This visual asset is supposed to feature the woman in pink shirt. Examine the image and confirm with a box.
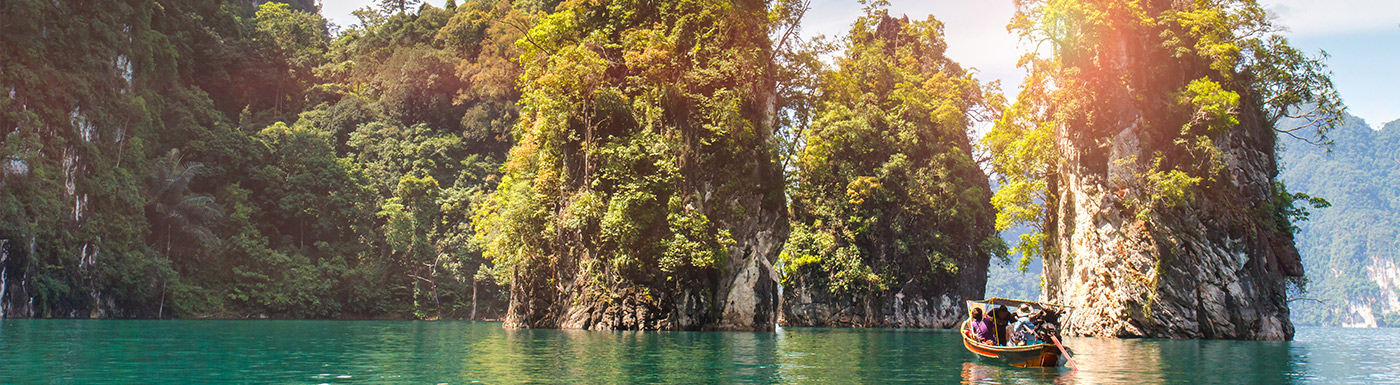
[966,307,996,344]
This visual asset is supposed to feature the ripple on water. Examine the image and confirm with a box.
[1,320,1397,384]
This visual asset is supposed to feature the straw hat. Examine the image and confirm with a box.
[1016,303,1034,318]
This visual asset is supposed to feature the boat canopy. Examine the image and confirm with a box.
[965,298,1070,314]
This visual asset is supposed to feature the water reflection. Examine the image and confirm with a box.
[469,327,786,384]
[3,320,1399,384]
[776,327,964,383]
[960,362,1075,384]
[1062,336,1300,384]
[1290,327,1400,384]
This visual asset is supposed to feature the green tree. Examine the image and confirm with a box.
[379,0,423,15]
[779,7,1003,325]
[147,149,223,318]
[473,0,791,330]
[0,0,243,318]
[985,0,1345,269]
[251,2,330,118]
[310,1,520,319]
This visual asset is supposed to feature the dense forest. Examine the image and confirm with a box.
[471,0,800,330]
[1,0,537,319]
[0,0,1359,335]
[779,10,1002,328]
[1281,116,1400,327]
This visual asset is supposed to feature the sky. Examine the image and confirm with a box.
[321,0,1400,128]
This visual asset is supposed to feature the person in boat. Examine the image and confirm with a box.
[990,305,1014,345]
[1006,319,1019,345]
[1010,304,1040,346]
[967,307,996,344]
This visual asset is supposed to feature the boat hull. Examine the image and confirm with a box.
[960,320,1063,368]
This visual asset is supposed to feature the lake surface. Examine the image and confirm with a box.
[1,320,1396,384]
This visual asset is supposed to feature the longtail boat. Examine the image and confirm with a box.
[960,298,1075,368]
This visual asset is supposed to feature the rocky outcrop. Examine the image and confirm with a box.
[493,0,789,332]
[711,196,788,331]
[510,178,789,331]
[777,14,997,329]
[1336,260,1400,328]
[783,280,976,329]
[0,239,34,318]
[504,163,789,332]
[1045,153,1299,340]
[1038,1,1301,340]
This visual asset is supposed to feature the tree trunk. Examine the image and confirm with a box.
[159,222,170,320]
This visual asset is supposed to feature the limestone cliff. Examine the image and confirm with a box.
[0,240,34,318]
[777,13,999,329]
[1032,1,1306,340]
[480,0,789,331]
[1045,124,1300,340]
[782,271,986,329]
[533,178,789,332]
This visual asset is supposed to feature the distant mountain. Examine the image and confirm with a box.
[1280,115,1400,327]
[986,114,1400,327]
[984,225,1043,302]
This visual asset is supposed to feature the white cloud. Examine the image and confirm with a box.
[803,1,1022,87]
[320,0,373,28]
[1262,0,1400,36]
[321,0,451,29]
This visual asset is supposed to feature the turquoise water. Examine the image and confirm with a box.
[1,320,1397,384]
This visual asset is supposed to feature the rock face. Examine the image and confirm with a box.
[1038,1,1301,340]
[783,279,980,329]
[1352,260,1400,327]
[0,239,34,318]
[491,0,788,332]
[1045,149,1299,340]
[504,162,789,332]
[710,198,788,331]
[515,178,789,332]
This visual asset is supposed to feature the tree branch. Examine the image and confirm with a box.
[504,17,553,57]
[1279,128,1327,146]
[768,0,811,63]
[408,273,436,286]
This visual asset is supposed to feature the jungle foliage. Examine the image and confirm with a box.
[0,0,535,319]
[778,9,1004,298]
[984,0,1344,269]
[1,0,1353,324]
[1281,116,1400,326]
[470,0,800,328]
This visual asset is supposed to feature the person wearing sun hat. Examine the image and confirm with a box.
[1010,303,1039,345]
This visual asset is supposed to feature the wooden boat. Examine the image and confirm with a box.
[960,298,1073,368]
